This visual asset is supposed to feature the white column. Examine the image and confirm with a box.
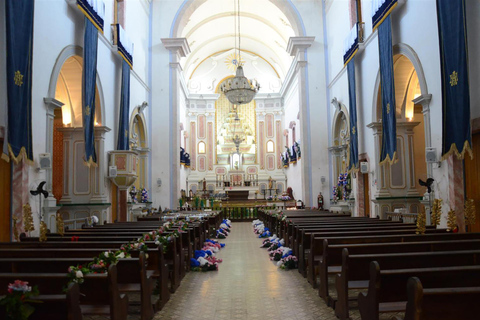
[413,94,433,178]
[161,38,191,208]
[286,36,315,207]
[91,126,111,202]
[43,98,63,196]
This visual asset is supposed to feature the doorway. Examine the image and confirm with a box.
[465,132,480,232]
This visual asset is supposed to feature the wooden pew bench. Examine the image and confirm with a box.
[0,253,153,320]
[358,262,480,320]
[397,277,480,320]
[306,228,450,289]
[0,264,128,320]
[335,249,480,320]
[0,275,82,320]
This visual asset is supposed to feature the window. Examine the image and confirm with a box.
[292,126,296,143]
[267,141,274,153]
[198,141,206,154]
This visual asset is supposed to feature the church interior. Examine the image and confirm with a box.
[1,0,480,319]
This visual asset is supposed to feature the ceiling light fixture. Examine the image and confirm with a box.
[220,0,260,105]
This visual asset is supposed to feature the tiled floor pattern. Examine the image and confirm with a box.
[87,222,402,320]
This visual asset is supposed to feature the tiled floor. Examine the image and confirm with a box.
[84,222,402,320]
[154,222,341,320]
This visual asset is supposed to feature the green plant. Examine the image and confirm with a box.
[0,280,41,320]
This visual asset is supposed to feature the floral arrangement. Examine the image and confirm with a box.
[293,141,301,160]
[279,195,290,201]
[279,255,298,270]
[141,188,149,203]
[269,248,284,261]
[190,239,226,272]
[129,186,137,203]
[431,198,442,225]
[0,280,40,320]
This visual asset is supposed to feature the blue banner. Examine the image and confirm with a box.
[117,60,130,150]
[347,58,359,172]
[5,0,34,164]
[185,153,190,168]
[77,0,104,32]
[83,18,99,166]
[437,0,472,160]
[372,0,398,31]
[378,16,397,165]
[290,145,297,164]
[180,147,185,165]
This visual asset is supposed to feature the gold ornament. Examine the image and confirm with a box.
[416,211,426,235]
[12,218,19,242]
[23,204,35,233]
[39,221,48,242]
[431,199,443,226]
[56,212,65,236]
[447,209,456,232]
[465,199,476,226]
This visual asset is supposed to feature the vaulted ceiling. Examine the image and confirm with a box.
[179,0,297,81]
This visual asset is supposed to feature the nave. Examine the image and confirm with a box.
[153,222,396,320]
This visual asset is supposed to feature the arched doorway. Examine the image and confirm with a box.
[46,46,108,229]
[371,50,428,218]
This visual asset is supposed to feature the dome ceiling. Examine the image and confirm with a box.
[179,0,297,82]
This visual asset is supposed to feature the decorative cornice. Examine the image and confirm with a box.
[286,36,315,57]
[161,38,191,58]
[43,97,64,111]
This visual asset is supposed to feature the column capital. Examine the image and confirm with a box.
[161,38,191,59]
[287,36,315,60]
[412,94,432,113]
[43,97,64,115]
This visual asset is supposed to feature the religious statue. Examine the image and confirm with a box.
[202,178,207,191]
[317,192,324,211]
[268,176,273,189]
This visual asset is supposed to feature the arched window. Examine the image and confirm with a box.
[267,140,274,153]
[198,141,206,154]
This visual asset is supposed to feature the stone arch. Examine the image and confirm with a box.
[170,0,306,38]
[47,45,106,126]
[371,43,429,123]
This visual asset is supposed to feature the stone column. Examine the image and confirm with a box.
[90,126,111,203]
[286,36,315,207]
[43,98,64,195]
[161,38,191,208]
[413,94,433,178]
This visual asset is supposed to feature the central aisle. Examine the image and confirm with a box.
[154,222,338,320]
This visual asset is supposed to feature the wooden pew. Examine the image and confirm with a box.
[335,249,480,320]
[306,228,449,289]
[0,276,82,320]
[318,238,480,303]
[0,254,153,320]
[398,277,480,320]
[358,262,480,320]
[0,264,128,320]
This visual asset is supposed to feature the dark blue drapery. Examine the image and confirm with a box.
[180,147,185,165]
[347,58,359,172]
[437,0,472,160]
[378,15,397,165]
[83,17,99,165]
[5,0,34,163]
[117,60,131,150]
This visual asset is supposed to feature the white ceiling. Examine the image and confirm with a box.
[180,0,297,81]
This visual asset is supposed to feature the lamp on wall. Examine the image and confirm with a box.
[220,0,260,105]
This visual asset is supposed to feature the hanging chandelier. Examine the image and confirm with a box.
[231,110,245,153]
[220,0,260,105]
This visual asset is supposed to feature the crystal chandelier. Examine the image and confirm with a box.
[220,0,260,105]
[231,110,245,153]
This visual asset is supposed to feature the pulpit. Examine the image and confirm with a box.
[108,150,138,221]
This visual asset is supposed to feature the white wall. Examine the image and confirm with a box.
[4,0,152,227]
